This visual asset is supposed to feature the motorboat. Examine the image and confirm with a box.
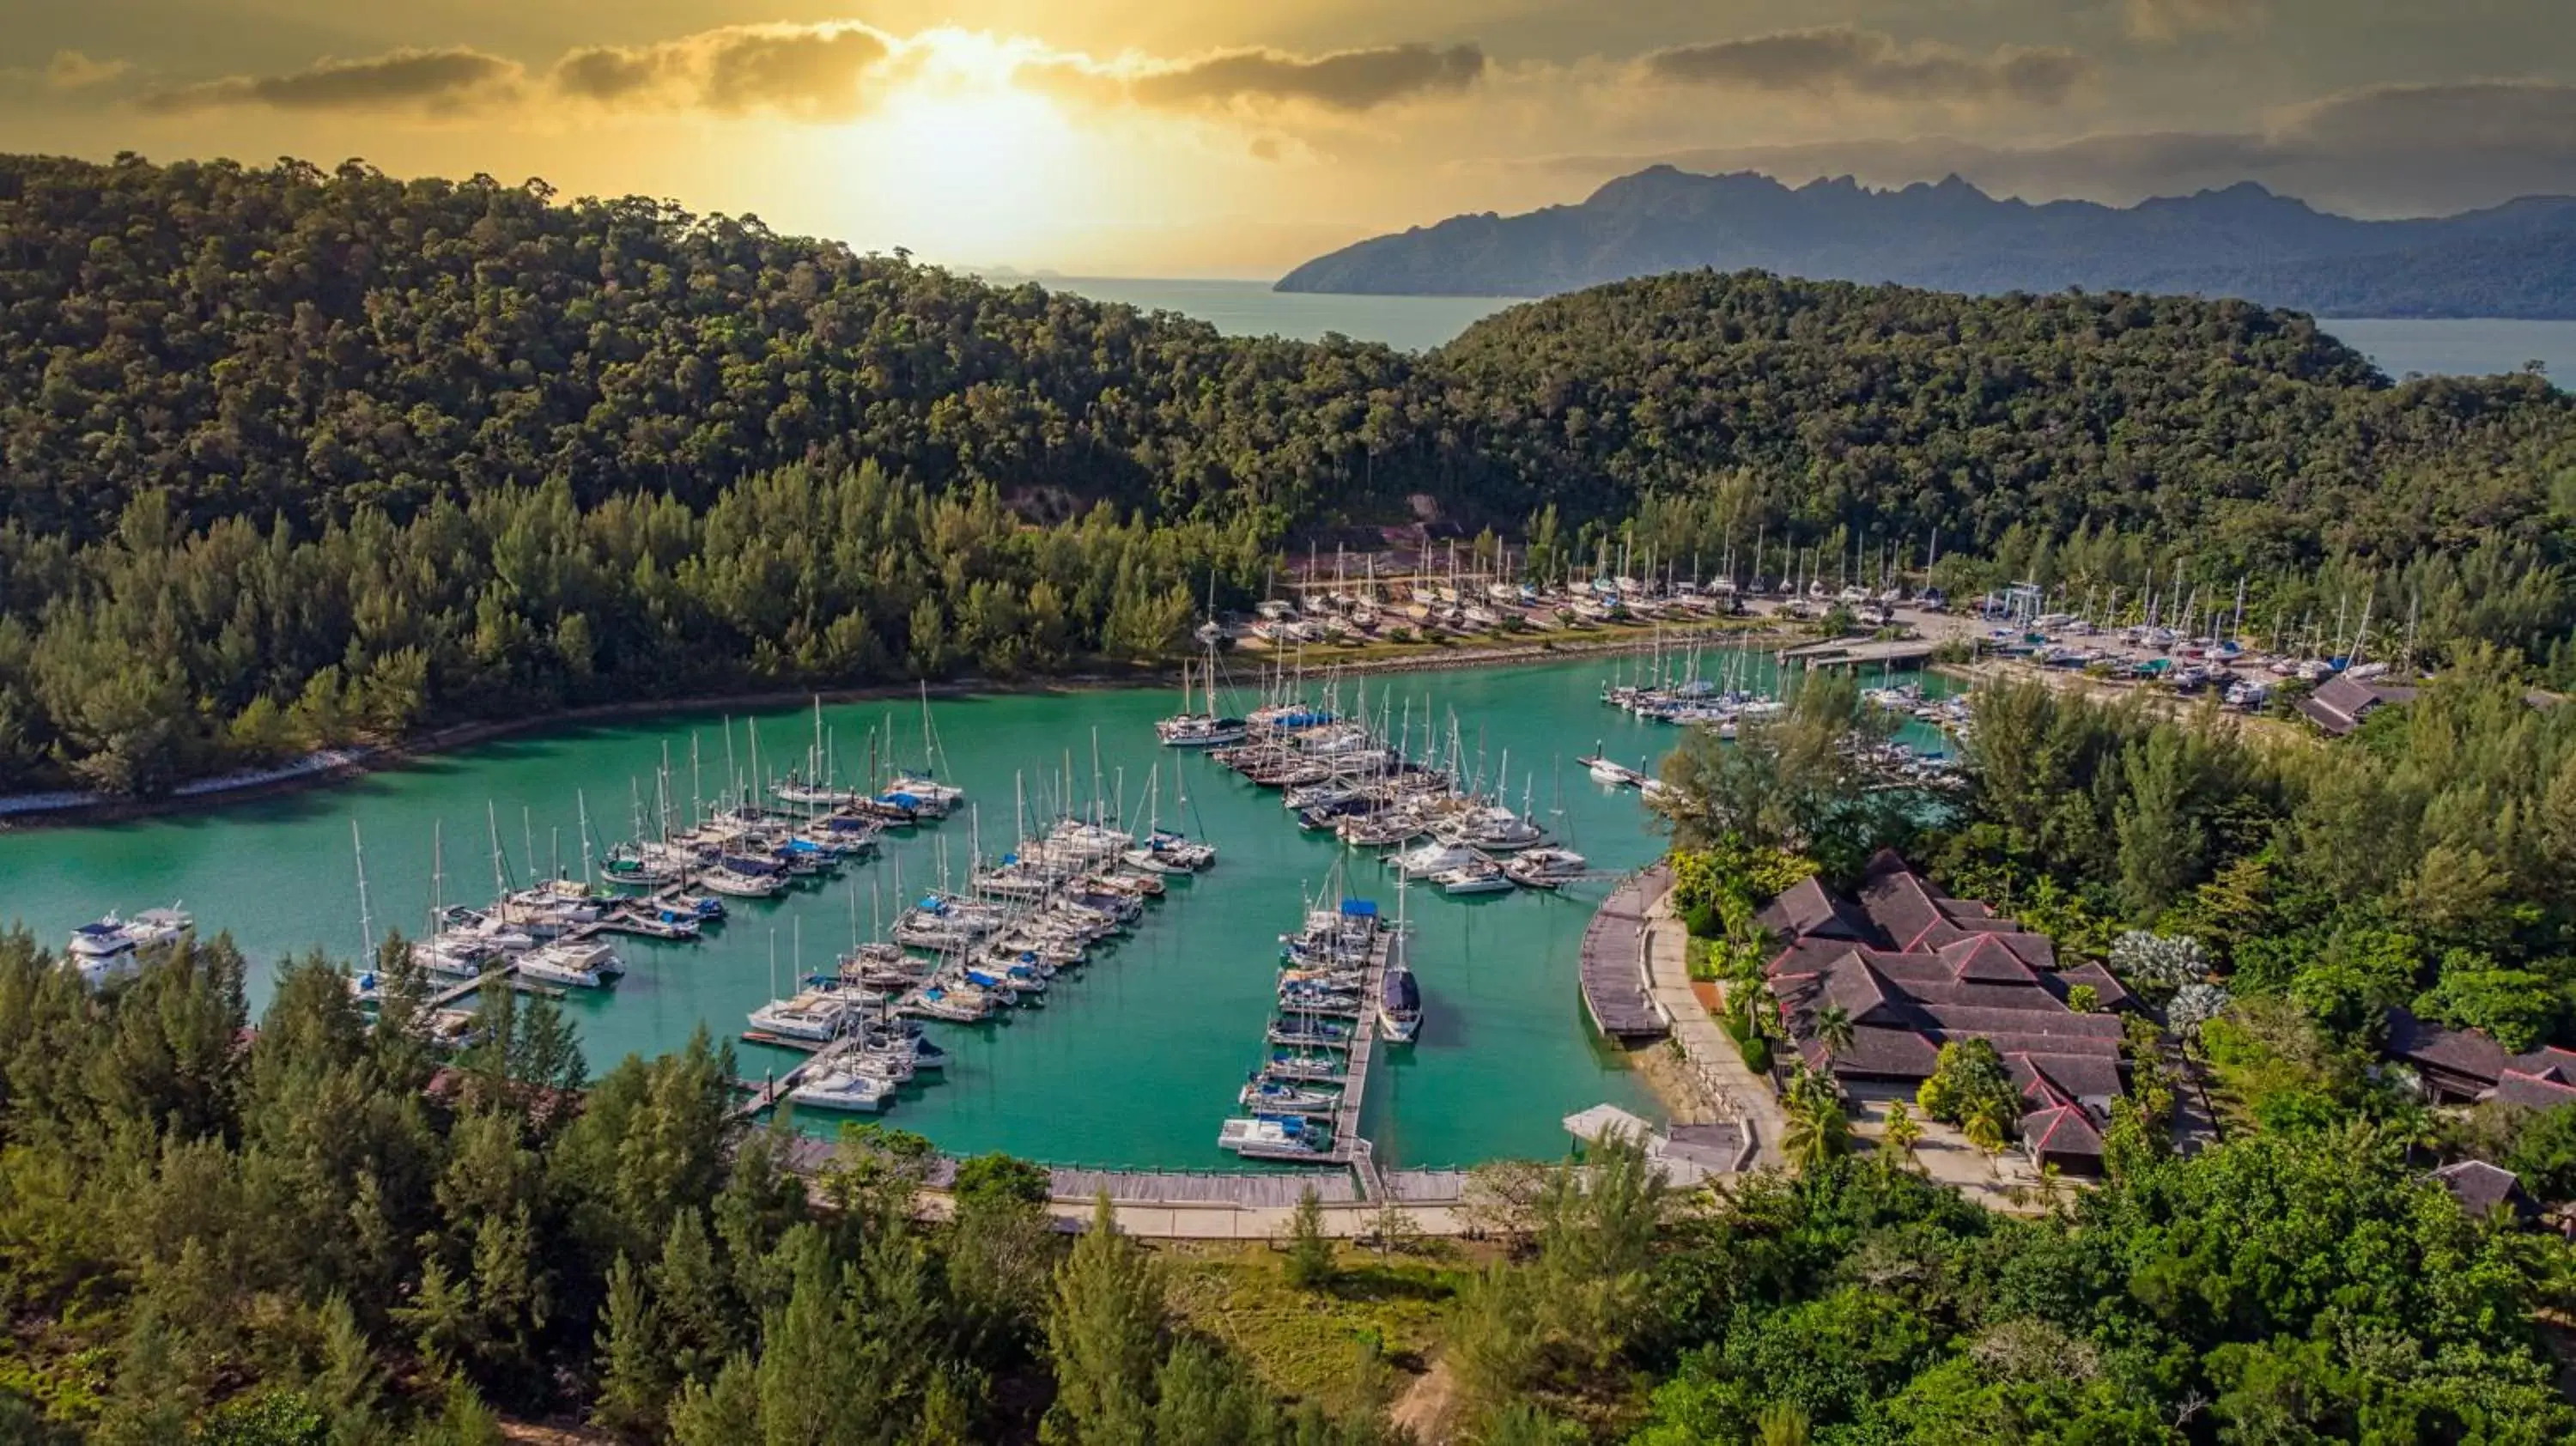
[788,1066,892,1113]
[1501,848,1589,890]
[1389,839,1476,880]
[748,990,855,1042]
[1431,860,1514,896]
[515,940,623,989]
[1218,1115,1334,1156]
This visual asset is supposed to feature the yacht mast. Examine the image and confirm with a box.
[351,819,375,963]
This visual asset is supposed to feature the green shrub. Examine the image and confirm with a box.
[1740,1036,1772,1075]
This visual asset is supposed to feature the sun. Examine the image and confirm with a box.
[836,44,1095,262]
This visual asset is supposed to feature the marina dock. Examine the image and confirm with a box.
[1236,907,1398,1166]
[1580,865,1672,1041]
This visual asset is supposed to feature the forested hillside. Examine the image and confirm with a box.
[0,154,1449,537]
[5,154,2576,795]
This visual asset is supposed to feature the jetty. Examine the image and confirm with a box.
[1232,900,1400,1168]
[1579,865,1671,1041]
[1775,636,1939,669]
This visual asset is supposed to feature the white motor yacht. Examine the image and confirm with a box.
[1389,839,1477,879]
[788,1066,892,1113]
[516,940,623,989]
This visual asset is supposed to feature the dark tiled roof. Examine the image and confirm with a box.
[2020,1103,2105,1158]
[2056,962,2134,1012]
[1857,848,1948,947]
[2431,1159,2528,1218]
[1943,934,2040,985]
[2492,1070,2576,1111]
[2301,674,2420,735]
[1804,1025,1941,1078]
[1756,876,1877,943]
[2387,1008,2511,1086]
[2009,1052,2124,1105]
[1760,853,2128,1094]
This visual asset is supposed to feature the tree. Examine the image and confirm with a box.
[1880,1102,1924,1175]
[2114,725,2208,918]
[1284,1187,1335,1290]
[1042,1195,1163,1445]
[1809,1004,1856,1061]
[1780,1068,1851,1176]
[1916,1038,2016,1140]
[592,1255,665,1440]
[1151,1340,1271,1446]
[668,1357,762,1446]
[1652,671,1913,875]
[1753,1401,1813,1446]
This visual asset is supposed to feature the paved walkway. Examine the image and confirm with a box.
[1641,896,1782,1170]
[1051,1200,1475,1240]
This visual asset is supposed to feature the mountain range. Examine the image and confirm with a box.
[1273,169,2576,319]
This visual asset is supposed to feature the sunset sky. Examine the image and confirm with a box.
[8,2,2576,276]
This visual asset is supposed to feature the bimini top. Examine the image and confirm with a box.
[1382,968,1420,1012]
[1340,899,1378,918]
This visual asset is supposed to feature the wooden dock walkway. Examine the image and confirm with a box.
[1580,865,1672,1041]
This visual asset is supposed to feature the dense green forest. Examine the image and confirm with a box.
[8,154,2576,793]
[4,930,2569,1444]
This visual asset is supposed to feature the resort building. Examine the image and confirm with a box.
[2295,673,2421,737]
[2386,1007,2576,1109]
[1756,850,2133,1174]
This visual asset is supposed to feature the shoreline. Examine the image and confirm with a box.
[0,618,1800,833]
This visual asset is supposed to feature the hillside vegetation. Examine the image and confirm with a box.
[3,155,2575,793]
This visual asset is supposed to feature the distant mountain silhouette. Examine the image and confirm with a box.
[1274,169,2576,319]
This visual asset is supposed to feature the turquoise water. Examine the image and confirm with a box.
[0,653,1938,1169]
[1042,277,2576,380]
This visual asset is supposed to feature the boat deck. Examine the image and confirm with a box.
[1579,865,1672,1041]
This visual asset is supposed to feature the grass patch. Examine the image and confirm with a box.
[1161,1243,1468,1413]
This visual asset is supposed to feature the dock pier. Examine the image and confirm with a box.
[1236,913,1396,1167]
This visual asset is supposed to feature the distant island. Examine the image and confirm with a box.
[1275,168,2576,319]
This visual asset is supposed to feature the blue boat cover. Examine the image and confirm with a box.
[1340,898,1377,917]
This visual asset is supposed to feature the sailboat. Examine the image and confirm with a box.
[1155,652,1248,746]
[884,684,964,816]
[1379,878,1420,1042]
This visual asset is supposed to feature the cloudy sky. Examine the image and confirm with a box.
[8,1,2576,275]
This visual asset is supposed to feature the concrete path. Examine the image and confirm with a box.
[1640,897,1783,1170]
[1054,1200,1476,1240]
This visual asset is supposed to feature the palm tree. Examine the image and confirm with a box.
[1811,1003,1856,1061]
[1780,1067,1850,1176]
[1962,1110,2008,1178]
[1880,1100,1924,1174]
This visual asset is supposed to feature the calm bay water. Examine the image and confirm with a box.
[0,653,1939,1170]
[1045,277,2576,381]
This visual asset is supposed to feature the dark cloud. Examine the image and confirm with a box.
[1641,27,2093,106]
[1126,43,1488,112]
[1506,82,2576,218]
[139,48,519,115]
[2124,0,2266,43]
[552,24,892,118]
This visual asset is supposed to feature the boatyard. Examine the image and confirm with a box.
[4,649,1959,1170]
